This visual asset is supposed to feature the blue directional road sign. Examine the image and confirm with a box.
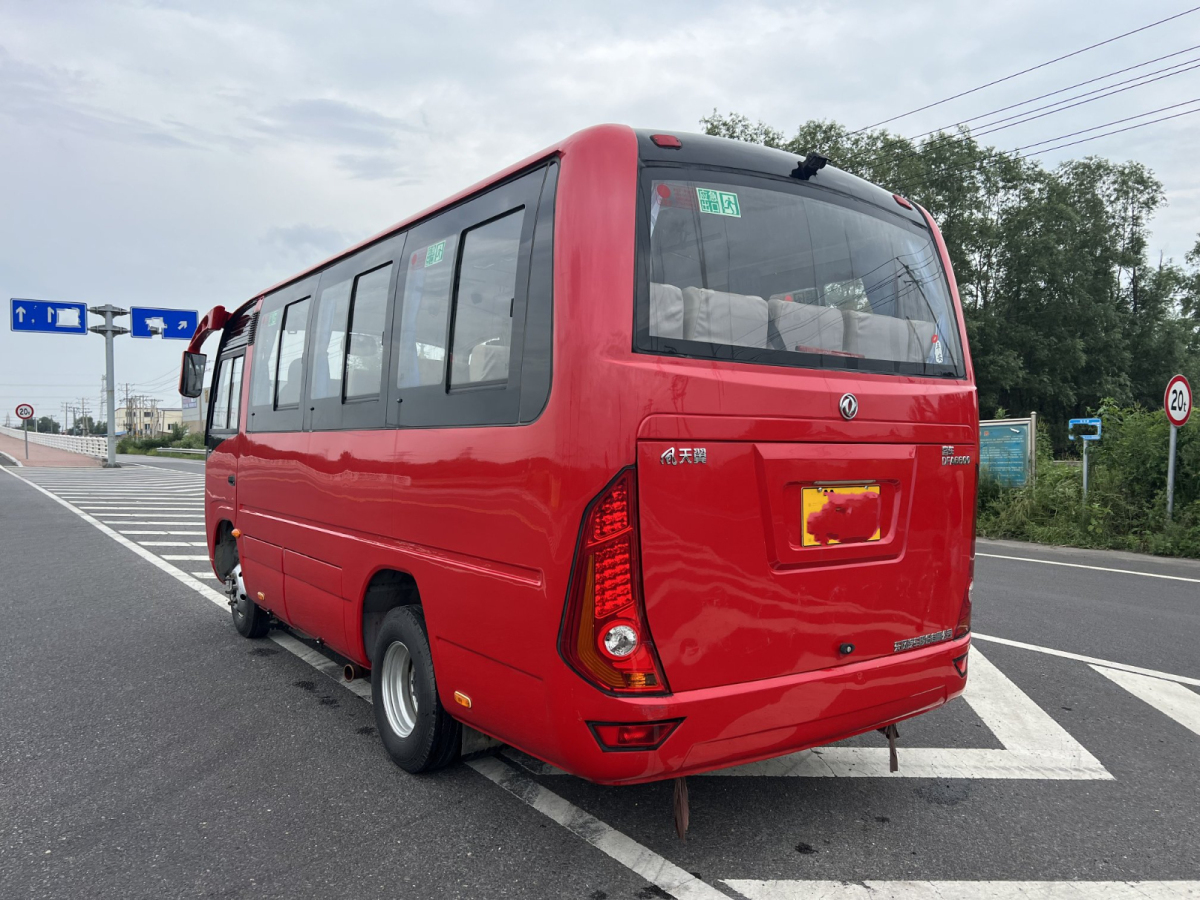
[130,306,199,340]
[1068,417,1102,441]
[9,298,88,335]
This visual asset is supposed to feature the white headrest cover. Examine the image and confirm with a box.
[682,287,768,348]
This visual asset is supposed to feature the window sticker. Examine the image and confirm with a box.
[696,188,741,218]
[268,309,280,326]
[425,240,446,267]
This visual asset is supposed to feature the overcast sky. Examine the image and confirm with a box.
[3,0,1199,426]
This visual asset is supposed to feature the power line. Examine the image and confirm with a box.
[857,53,1200,171]
[910,42,1200,142]
[888,101,1200,196]
[850,6,1200,134]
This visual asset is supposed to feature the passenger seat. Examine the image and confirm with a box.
[682,287,768,348]
[767,297,844,353]
[649,283,684,339]
[468,341,510,383]
[842,310,937,362]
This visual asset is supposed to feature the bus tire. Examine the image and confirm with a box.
[372,606,461,773]
[228,562,271,639]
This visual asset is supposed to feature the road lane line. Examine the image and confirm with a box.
[726,881,1200,898]
[977,551,1200,583]
[136,541,207,547]
[120,531,205,536]
[1092,666,1200,736]
[973,634,1200,686]
[470,755,732,900]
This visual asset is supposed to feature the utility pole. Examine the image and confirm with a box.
[88,304,129,467]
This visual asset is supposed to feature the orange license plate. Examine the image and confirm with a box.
[802,485,882,547]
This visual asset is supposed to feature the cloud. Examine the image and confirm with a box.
[260,223,353,261]
[247,97,416,149]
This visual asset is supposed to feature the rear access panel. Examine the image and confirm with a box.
[637,440,971,693]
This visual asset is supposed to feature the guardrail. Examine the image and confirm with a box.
[0,425,107,459]
[152,447,206,456]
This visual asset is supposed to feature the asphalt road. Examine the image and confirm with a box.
[1,463,1196,899]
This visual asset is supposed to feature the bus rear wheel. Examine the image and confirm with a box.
[227,563,271,639]
[372,606,460,773]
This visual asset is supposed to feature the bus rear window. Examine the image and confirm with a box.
[637,172,964,377]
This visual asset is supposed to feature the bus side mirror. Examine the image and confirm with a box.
[179,351,207,398]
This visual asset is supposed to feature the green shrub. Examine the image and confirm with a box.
[978,403,1200,558]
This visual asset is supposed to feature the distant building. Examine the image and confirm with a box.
[116,404,183,437]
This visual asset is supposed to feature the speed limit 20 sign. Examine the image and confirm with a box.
[1164,375,1192,427]
[15,404,35,421]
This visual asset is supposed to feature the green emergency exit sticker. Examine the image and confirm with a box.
[696,188,741,217]
[425,241,446,267]
[268,309,280,326]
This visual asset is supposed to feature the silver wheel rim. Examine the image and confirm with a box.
[381,640,419,738]
[227,563,250,623]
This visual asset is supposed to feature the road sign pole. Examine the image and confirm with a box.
[24,418,28,460]
[1081,440,1089,504]
[1166,424,1178,523]
[88,305,130,468]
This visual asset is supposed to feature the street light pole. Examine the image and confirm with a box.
[88,304,129,468]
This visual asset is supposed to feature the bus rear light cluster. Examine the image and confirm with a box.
[559,470,668,694]
[589,719,681,751]
[955,581,973,639]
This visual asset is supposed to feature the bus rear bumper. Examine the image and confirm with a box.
[544,635,970,785]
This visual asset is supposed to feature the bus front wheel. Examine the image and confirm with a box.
[372,606,461,773]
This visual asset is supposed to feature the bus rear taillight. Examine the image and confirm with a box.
[559,470,668,694]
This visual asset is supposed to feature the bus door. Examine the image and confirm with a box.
[205,347,246,575]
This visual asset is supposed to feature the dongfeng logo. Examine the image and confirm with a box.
[839,393,858,420]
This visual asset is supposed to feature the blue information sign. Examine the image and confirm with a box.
[980,419,1033,487]
[1068,417,1102,441]
[130,307,199,340]
[9,298,88,335]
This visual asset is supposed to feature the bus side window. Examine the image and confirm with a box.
[210,358,232,434]
[248,278,317,433]
[345,265,391,398]
[208,355,244,435]
[449,210,523,387]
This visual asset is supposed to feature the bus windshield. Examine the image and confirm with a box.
[639,170,964,377]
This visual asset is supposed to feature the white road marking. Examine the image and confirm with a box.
[725,880,1200,898]
[470,755,731,900]
[1093,666,1200,737]
[159,554,211,561]
[521,649,1110,780]
[120,530,205,536]
[86,513,202,518]
[103,521,205,526]
[78,506,203,510]
[136,541,207,547]
[974,634,1200,687]
[977,551,1200,583]
[191,571,218,580]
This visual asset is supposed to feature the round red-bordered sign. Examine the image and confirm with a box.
[1164,375,1192,427]
[15,403,35,420]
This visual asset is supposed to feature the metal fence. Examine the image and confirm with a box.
[0,425,107,459]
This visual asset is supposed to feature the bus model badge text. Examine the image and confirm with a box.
[660,447,707,465]
[942,446,972,466]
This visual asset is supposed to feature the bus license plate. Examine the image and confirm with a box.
[802,485,882,547]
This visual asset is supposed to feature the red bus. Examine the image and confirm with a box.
[181,125,976,785]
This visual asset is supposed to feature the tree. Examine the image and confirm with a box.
[35,416,60,434]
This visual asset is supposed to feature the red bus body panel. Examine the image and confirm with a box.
[203,124,977,784]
